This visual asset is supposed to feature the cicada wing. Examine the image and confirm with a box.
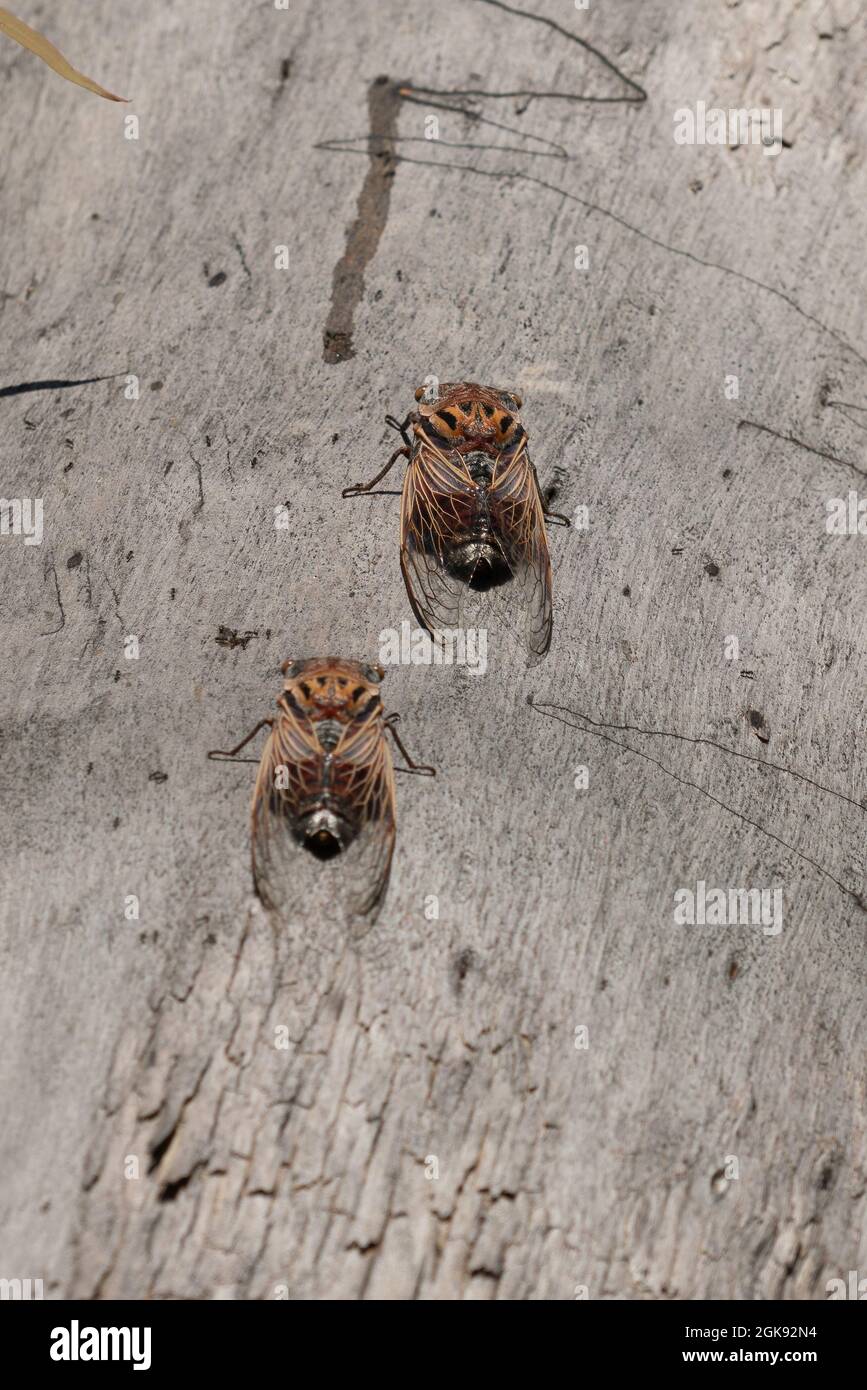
[329,713,396,932]
[250,706,328,920]
[485,442,553,664]
[400,439,478,638]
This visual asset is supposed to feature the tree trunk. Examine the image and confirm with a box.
[0,0,864,1299]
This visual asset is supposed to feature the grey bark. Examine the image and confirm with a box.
[0,0,864,1299]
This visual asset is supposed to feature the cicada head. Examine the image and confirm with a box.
[280,657,383,709]
[413,381,525,450]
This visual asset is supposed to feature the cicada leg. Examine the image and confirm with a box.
[208,718,273,763]
[342,445,409,499]
[383,713,436,776]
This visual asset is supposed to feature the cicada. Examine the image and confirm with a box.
[208,658,435,927]
[343,382,568,663]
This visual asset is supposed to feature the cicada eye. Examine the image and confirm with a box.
[414,386,426,401]
[511,392,523,409]
[281,659,305,677]
[362,664,385,684]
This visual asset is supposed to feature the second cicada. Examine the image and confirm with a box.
[343,381,568,664]
[208,658,435,929]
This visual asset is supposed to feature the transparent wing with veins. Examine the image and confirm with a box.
[400,437,478,636]
[485,439,553,663]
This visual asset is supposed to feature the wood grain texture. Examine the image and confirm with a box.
[0,0,864,1300]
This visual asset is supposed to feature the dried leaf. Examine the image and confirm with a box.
[0,5,127,102]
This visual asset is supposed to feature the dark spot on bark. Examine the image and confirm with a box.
[208,271,227,288]
[150,380,163,391]
[622,585,631,597]
[704,561,720,577]
[323,77,401,363]
[728,957,739,981]
[280,57,291,82]
[148,771,168,783]
[452,948,476,993]
[66,552,82,569]
[722,467,732,478]
[152,1137,202,1200]
[817,1161,836,1191]
[819,380,837,407]
[323,329,353,362]
[215,625,259,650]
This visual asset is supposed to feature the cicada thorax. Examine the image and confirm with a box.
[414,381,525,454]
